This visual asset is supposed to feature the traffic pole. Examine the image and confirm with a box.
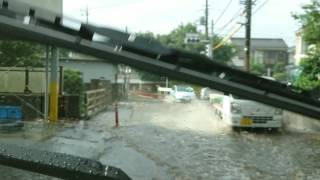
[245,0,252,72]
[114,66,119,127]
[49,46,59,122]
[44,45,49,122]
[115,102,119,127]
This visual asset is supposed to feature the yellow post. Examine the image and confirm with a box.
[49,47,59,122]
[49,82,59,121]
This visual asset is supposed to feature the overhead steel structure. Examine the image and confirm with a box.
[0,0,318,119]
[0,0,319,179]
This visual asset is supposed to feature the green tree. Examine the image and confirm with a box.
[293,0,320,91]
[158,23,203,53]
[293,0,320,45]
[63,69,83,94]
[0,41,43,67]
[250,63,266,75]
[294,48,320,90]
[158,23,236,63]
[272,62,287,81]
[137,23,236,81]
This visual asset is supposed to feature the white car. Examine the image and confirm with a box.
[171,85,196,103]
[222,94,283,130]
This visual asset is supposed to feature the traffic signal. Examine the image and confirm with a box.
[184,33,200,44]
[205,43,212,58]
[185,38,200,43]
[205,44,210,56]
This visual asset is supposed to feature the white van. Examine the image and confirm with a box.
[171,85,196,102]
[222,94,283,130]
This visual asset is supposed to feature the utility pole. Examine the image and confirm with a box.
[85,5,89,24]
[81,5,89,24]
[244,0,252,72]
[49,46,59,122]
[211,19,214,60]
[114,65,119,127]
[44,45,49,122]
[205,0,209,40]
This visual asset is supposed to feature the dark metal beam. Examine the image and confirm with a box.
[0,15,317,119]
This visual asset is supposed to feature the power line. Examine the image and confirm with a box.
[67,0,145,12]
[213,24,243,50]
[212,0,272,51]
[215,0,262,38]
[253,0,270,14]
[215,8,245,36]
[214,0,233,26]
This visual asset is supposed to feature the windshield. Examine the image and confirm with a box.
[0,0,319,180]
[176,86,194,92]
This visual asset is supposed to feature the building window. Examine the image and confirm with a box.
[253,50,263,64]
[264,51,276,65]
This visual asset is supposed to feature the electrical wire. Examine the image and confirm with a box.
[213,0,267,50]
[253,0,270,14]
[213,24,243,50]
[215,0,260,35]
[214,0,234,25]
[215,8,246,36]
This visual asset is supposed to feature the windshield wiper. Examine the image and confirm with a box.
[0,143,131,180]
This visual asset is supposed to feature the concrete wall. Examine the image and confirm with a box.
[0,67,59,93]
[283,111,320,132]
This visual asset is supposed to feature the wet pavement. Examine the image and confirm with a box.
[0,97,319,179]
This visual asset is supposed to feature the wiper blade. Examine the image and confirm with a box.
[0,143,131,180]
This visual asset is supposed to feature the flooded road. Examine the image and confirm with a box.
[109,99,320,180]
[0,98,319,179]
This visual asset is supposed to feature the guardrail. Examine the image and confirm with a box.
[85,88,107,117]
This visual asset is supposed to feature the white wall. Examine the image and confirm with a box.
[294,31,308,65]
[60,60,117,83]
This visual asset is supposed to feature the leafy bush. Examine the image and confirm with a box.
[294,47,320,91]
[273,72,287,81]
[63,69,83,94]
[251,63,266,75]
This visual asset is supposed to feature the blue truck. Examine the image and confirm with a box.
[0,106,23,130]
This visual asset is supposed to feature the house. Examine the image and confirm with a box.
[60,52,165,92]
[60,53,116,83]
[294,30,309,65]
[230,38,289,69]
[288,46,296,65]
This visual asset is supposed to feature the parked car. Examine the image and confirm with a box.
[171,85,196,103]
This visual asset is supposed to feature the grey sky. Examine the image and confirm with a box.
[63,0,310,46]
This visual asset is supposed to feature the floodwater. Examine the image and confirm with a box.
[0,97,319,180]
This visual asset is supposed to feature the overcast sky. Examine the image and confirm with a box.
[63,0,310,46]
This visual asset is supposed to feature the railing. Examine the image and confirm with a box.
[85,88,107,117]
